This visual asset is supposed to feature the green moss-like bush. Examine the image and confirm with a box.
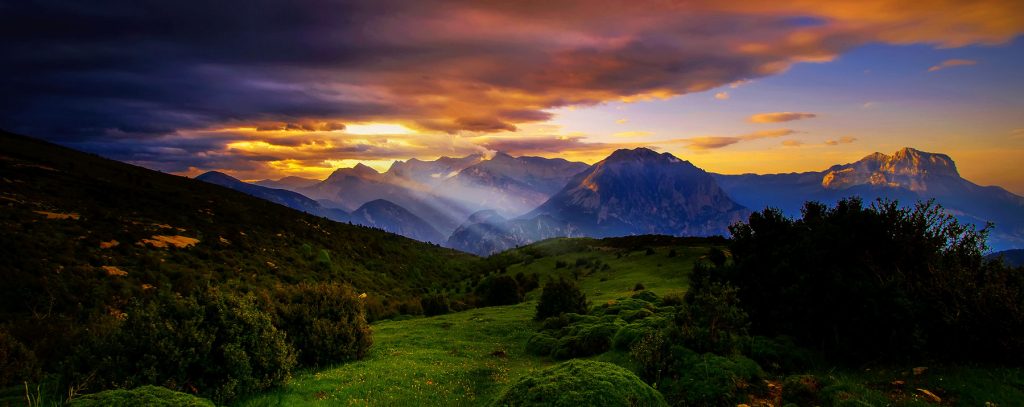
[65,289,296,403]
[535,277,587,320]
[421,294,451,316]
[633,339,765,406]
[525,334,557,356]
[781,374,822,406]
[476,275,523,306]
[747,336,816,373]
[819,381,890,407]
[69,385,214,407]
[272,282,373,366]
[492,360,667,407]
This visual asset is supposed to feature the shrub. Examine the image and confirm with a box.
[475,275,523,306]
[272,282,372,366]
[678,272,749,355]
[514,272,539,294]
[535,277,587,320]
[633,282,645,291]
[0,328,41,387]
[69,385,214,407]
[781,374,822,406]
[421,294,451,316]
[491,360,667,407]
[648,346,765,406]
[819,380,890,407]
[552,323,619,359]
[612,323,648,351]
[630,290,659,304]
[525,334,558,356]
[747,336,816,373]
[65,289,296,403]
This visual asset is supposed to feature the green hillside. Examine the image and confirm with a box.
[237,236,710,406]
[238,236,1024,406]
[0,131,476,399]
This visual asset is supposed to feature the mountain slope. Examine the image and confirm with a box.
[384,154,485,188]
[713,147,1024,250]
[446,210,575,255]
[528,148,749,237]
[299,165,468,235]
[0,130,478,362]
[196,171,349,222]
[438,153,589,217]
[449,148,748,255]
[350,199,445,244]
[254,175,321,190]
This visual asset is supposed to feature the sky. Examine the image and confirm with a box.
[2,0,1023,193]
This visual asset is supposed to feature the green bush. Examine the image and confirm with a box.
[69,385,214,407]
[551,323,619,359]
[781,374,822,406]
[65,289,296,403]
[525,334,557,356]
[535,277,587,320]
[421,294,451,316]
[677,269,749,355]
[0,328,41,387]
[747,336,816,373]
[492,360,667,407]
[631,333,765,406]
[630,290,659,304]
[272,282,372,366]
[476,275,523,306]
[819,381,890,406]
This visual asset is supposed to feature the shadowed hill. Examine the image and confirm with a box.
[0,129,477,364]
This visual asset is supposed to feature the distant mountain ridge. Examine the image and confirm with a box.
[201,146,1022,254]
[448,148,749,254]
[713,147,1024,251]
[196,171,350,222]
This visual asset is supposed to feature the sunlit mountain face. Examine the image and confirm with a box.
[1,1,1022,250]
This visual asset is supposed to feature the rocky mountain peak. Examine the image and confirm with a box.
[822,147,960,191]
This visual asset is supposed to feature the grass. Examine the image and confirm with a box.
[235,238,702,406]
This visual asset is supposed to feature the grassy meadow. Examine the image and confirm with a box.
[237,237,1024,407]
[236,238,700,406]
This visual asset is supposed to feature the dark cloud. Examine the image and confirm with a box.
[1,0,1020,172]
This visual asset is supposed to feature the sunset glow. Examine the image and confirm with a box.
[0,0,1022,192]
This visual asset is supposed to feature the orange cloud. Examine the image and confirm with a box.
[679,129,797,150]
[749,112,818,123]
[715,92,730,100]
[927,59,978,72]
[825,136,858,145]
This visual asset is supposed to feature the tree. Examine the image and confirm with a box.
[535,277,588,320]
[718,198,1022,362]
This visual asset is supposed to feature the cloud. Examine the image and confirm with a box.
[782,140,805,147]
[714,92,730,100]
[749,112,817,123]
[613,131,653,138]
[1011,129,1024,140]
[0,0,1020,176]
[825,136,858,145]
[680,129,796,150]
[615,118,629,124]
[927,59,978,72]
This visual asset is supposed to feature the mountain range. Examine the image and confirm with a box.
[197,145,1022,255]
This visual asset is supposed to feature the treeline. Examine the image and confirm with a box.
[718,198,1023,363]
[2,282,371,404]
[521,198,1023,406]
